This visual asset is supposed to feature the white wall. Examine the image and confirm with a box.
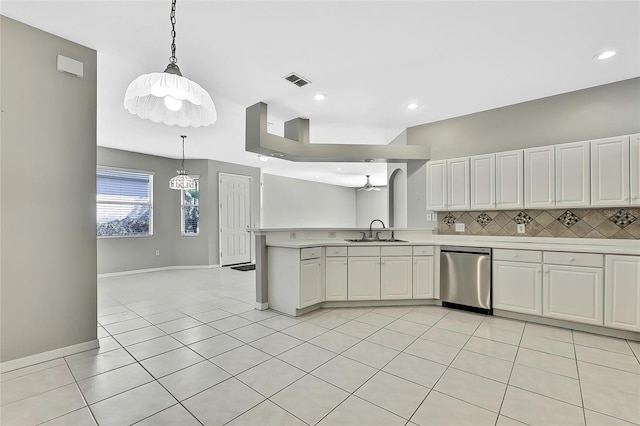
[356,188,388,227]
[263,174,356,228]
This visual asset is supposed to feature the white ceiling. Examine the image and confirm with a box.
[2,1,639,187]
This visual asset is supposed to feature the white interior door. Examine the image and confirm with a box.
[219,173,251,266]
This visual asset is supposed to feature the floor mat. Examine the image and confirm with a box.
[230,264,256,271]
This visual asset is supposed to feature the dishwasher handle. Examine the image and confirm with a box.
[440,246,491,256]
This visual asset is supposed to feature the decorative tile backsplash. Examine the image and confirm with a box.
[437,208,640,239]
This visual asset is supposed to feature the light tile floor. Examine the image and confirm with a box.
[1,268,640,425]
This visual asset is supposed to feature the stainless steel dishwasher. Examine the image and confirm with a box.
[440,246,492,315]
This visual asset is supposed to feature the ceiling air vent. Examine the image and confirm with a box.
[283,73,311,87]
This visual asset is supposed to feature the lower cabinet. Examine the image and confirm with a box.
[325,256,348,301]
[413,256,434,299]
[605,255,640,332]
[493,260,542,315]
[543,264,604,326]
[381,256,412,299]
[299,258,324,309]
[348,257,381,300]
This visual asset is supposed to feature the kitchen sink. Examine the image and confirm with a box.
[344,238,407,243]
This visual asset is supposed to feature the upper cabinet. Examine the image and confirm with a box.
[495,150,524,209]
[555,141,590,207]
[426,133,636,211]
[426,158,470,211]
[524,141,590,209]
[524,146,555,208]
[591,136,630,207]
[426,160,447,211]
[631,134,640,206]
[447,157,471,210]
[470,154,496,210]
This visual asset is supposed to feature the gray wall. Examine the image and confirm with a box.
[97,147,260,274]
[356,188,388,228]
[407,160,428,227]
[408,77,640,160]
[262,174,356,228]
[1,17,97,362]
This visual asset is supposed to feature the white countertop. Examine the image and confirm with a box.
[266,235,640,255]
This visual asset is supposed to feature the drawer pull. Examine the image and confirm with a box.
[514,254,519,258]
[569,257,575,262]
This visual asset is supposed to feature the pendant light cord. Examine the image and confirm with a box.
[181,135,187,170]
[169,0,177,65]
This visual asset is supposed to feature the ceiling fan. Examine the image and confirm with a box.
[356,175,381,192]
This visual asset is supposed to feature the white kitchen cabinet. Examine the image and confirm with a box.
[447,157,470,210]
[555,141,590,207]
[470,154,496,210]
[300,258,324,308]
[380,256,412,299]
[268,246,324,316]
[524,146,555,208]
[591,136,630,207]
[543,264,603,326]
[325,256,347,301]
[413,256,434,299]
[631,133,640,206]
[348,256,380,300]
[493,260,542,316]
[495,150,524,209]
[605,255,640,332]
[426,160,447,211]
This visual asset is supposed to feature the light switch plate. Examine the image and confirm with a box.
[517,224,526,234]
[455,223,465,232]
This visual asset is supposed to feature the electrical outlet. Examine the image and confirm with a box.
[455,223,465,232]
[290,232,297,239]
[155,250,160,256]
[432,213,437,222]
[426,213,432,221]
[517,224,526,234]
[328,232,336,238]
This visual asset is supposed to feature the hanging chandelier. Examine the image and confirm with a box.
[124,0,217,128]
[169,135,197,190]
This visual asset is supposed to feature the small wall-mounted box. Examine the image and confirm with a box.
[57,55,84,78]
[455,223,465,232]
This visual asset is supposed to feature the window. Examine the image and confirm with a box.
[97,168,153,237]
[181,178,199,235]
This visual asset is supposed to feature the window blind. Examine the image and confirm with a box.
[97,169,153,237]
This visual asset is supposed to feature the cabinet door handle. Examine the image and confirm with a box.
[569,257,575,262]
[514,254,519,258]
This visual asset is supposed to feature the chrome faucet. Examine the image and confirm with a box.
[369,219,386,239]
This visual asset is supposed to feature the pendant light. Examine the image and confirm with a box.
[169,135,196,190]
[124,0,217,128]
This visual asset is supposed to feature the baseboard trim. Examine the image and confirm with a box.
[255,302,269,310]
[98,264,220,278]
[0,339,99,373]
[494,309,640,342]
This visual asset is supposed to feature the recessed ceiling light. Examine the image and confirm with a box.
[258,155,268,162]
[407,103,418,110]
[314,94,326,101]
[594,50,617,60]
[337,167,342,171]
